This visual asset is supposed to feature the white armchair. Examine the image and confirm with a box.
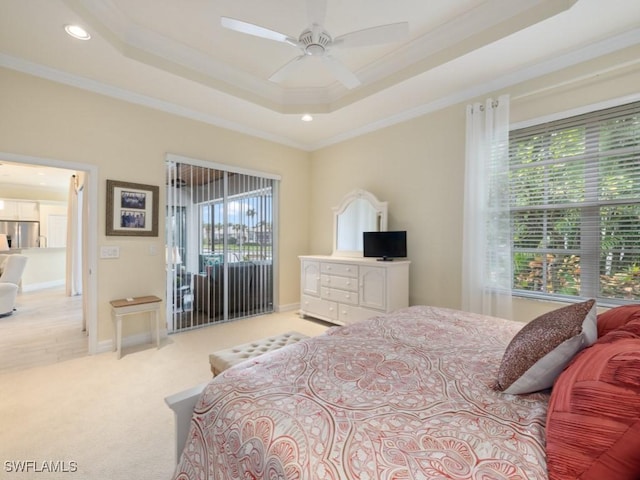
[0,255,28,316]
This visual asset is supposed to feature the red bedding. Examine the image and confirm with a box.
[173,305,549,479]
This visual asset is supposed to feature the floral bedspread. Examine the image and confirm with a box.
[173,305,549,480]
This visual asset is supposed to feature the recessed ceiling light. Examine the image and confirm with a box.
[301,114,313,122]
[65,24,91,40]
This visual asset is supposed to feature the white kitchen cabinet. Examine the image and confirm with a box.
[0,200,39,220]
[299,255,409,325]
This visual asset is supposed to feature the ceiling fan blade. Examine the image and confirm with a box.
[321,55,361,89]
[334,22,409,48]
[269,55,308,83]
[221,17,298,46]
[306,0,327,27]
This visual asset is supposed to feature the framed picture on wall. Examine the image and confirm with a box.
[106,180,159,236]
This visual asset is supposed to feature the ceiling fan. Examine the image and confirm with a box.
[221,0,409,89]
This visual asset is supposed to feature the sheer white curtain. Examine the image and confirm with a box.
[462,95,512,318]
[66,174,83,297]
[66,172,90,332]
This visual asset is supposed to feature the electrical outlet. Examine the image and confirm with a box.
[100,246,120,259]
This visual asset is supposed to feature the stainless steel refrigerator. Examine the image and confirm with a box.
[0,220,40,249]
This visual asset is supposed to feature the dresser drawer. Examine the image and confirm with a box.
[320,262,357,278]
[321,287,358,305]
[320,274,358,292]
[301,295,338,321]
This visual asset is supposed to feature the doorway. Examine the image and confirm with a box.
[0,152,98,370]
[165,154,280,332]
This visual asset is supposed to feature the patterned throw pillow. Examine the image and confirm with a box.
[496,299,597,394]
[597,304,640,337]
[546,318,640,480]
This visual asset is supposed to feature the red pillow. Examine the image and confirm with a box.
[546,319,640,480]
[597,304,640,337]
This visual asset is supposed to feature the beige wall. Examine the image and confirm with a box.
[309,45,640,322]
[2,43,639,344]
[0,68,311,343]
[309,107,466,310]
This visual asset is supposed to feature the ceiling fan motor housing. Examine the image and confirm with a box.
[299,27,331,56]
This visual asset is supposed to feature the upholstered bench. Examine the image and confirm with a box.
[209,331,309,376]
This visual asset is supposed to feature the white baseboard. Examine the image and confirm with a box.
[96,329,168,355]
[95,305,302,355]
[22,279,65,292]
[277,302,300,313]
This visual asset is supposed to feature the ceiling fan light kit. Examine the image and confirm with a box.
[299,27,331,55]
[220,0,408,89]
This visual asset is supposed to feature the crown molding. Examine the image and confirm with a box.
[310,28,640,150]
[2,27,639,152]
[0,53,310,151]
[64,0,577,113]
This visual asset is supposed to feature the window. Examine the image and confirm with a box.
[199,184,273,271]
[509,101,640,304]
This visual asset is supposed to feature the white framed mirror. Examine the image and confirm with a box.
[332,189,388,257]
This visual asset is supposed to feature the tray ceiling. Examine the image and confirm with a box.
[1,0,640,150]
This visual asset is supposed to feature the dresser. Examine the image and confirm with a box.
[299,255,410,325]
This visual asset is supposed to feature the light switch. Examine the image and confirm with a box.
[100,246,120,259]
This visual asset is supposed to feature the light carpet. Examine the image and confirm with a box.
[0,311,329,479]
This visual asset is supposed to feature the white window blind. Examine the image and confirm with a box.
[166,158,277,332]
[509,101,640,303]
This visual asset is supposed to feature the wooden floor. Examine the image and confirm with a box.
[0,286,86,374]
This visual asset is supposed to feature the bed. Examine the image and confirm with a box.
[172,305,553,479]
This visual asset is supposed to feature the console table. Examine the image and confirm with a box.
[110,295,162,359]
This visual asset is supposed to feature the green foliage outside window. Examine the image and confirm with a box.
[509,102,640,302]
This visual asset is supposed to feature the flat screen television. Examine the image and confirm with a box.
[363,231,407,261]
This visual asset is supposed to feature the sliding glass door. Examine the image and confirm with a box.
[166,156,278,332]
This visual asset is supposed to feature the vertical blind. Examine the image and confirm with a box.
[166,157,277,332]
[509,100,640,303]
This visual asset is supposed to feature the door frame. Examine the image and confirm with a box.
[0,151,99,354]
